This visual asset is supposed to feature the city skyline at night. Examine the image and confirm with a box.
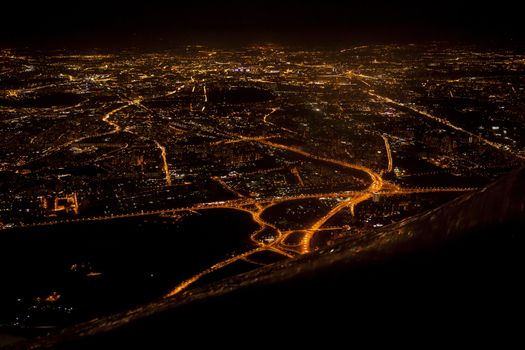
[1,2,524,348]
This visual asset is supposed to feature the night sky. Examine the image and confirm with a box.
[1,1,524,47]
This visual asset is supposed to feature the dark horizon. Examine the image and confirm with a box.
[2,1,524,48]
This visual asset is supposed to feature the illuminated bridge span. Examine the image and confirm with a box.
[258,191,360,203]
[210,135,279,146]
[154,140,172,187]
[101,103,129,133]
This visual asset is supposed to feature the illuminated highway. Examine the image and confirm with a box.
[381,134,393,173]
[165,247,265,298]
[2,186,473,230]
[101,104,129,133]
[154,140,172,187]
[211,176,245,197]
[262,107,279,124]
